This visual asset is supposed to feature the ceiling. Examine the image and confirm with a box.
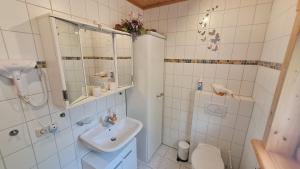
[127,0,186,9]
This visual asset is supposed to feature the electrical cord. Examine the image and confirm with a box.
[20,68,48,107]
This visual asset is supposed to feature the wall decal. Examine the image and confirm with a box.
[197,5,221,52]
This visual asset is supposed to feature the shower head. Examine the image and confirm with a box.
[0,60,37,96]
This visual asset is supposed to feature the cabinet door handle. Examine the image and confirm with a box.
[123,150,132,159]
[113,161,122,169]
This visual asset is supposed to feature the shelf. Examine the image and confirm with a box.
[68,85,134,109]
[251,139,300,169]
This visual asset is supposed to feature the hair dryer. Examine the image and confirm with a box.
[0,60,37,96]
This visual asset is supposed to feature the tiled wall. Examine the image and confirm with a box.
[143,0,273,150]
[191,91,254,169]
[0,0,141,169]
[240,0,298,169]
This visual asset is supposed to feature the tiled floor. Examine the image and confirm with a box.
[138,144,192,169]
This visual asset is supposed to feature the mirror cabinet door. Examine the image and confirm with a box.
[55,19,88,104]
[80,29,116,92]
[115,34,133,87]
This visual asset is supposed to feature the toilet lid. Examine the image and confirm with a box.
[192,144,224,169]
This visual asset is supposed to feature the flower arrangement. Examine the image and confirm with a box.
[114,12,147,37]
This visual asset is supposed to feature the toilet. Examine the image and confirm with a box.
[191,143,224,169]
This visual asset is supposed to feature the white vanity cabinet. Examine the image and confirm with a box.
[82,138,137,169]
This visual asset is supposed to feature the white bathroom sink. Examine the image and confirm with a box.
[79,117,143,152]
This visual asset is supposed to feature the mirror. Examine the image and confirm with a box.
[80,29,116,92]
[55,19,88,104]
[115,34,133,87]
[38,16,134,108]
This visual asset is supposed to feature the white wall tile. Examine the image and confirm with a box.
[33,135,57,162]
[229,65,244,80]
[27,4,51,34]
[243,65,258,81]
[51,0,71,13]
[0,159,4,169]
[55,128,74,150]
[159,6,168,20]
[0,124,31,156]
[231,44,248,59]
[0,76,17,101]
[235,26,251,43]
[210,11,224,28]
[27,0,51,9]
[0,99,24,130]
[86,0,99,21]
[215,64,230,79]
[2,31,37,60]
[247,43,263,60]
[62,160,79,169]
[221,27,236,43]
[0,0,32,33]
[254,3,272,24]
[167,4,178,19]
[70,0,87,18]
[0,33,8,60]
[38,154,61,169]
[251,24,267,43]
[235,115,250,131]
[238,99,254,116]
[226,0,241,9]
[59,144,76,168]
[227,80,241,94]
[238,6,255,26]
[4,146,37,169]
[240,0,258,7]
[223,9,239,27]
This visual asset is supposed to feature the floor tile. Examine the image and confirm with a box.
[138,144,192,169]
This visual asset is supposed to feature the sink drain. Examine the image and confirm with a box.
[110,137,117,141]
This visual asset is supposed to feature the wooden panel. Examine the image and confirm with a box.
[263,0,300,158]
[127,0,186,9]
[252,139,300,169]
[252,140,276,169]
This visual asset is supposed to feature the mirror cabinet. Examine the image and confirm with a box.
[38,15,133,108]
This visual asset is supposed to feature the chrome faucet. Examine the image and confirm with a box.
[103,113,117,127]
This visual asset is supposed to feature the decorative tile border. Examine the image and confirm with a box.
[164,59,281,70]
[117,56,132,59]
[61,56,132,60]
[36,61,47,68]
[84,56,114,60]
[61,56,114,60]
[258,61,281,70]
[164,59,258,65]
[62,56,81,60]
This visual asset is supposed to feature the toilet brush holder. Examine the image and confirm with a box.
[177,140,190,162]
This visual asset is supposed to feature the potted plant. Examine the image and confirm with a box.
[114,12,148,38]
